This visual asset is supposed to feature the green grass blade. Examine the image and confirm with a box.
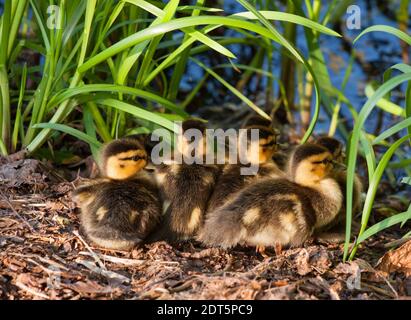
[359,131,376,180]
[365,83,405,116]
[95,98,178,133]
[373,117,411,145]
[135,0,180,86]
[0,138,7,156]
[349,134,411,260]
[77,16,291,73]
[357,204,411,244]
[48,84,187,116]
[232,10,341,37]
[344,72,411,261]
[12,63,27,152]
[78,0,96,66]
[83,104,100,160]
[144,24,220,86]
[235,0,304,63]
[28,0,50,51]
[191,57,271,120]
[354,25,411,46]
[123,0,164,16]
[406,82,411,144]
[33,123,102,149]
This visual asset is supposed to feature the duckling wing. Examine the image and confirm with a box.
[160,164,220,238]
[199,179,315,248]
[206,164,245,213]
[207,162,284,213]
[77,179,162,250]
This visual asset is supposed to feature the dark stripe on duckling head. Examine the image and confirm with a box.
[316,136,342,157]
[181,119,207,134]
[125,133,157,155]
[290,144,329,177]
[243,126,277,145]
[102,138,145,160]
[242,115,272,128]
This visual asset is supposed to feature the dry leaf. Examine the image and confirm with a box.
[378,240,411,276]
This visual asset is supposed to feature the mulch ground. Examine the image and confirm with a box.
[1,158,410,300]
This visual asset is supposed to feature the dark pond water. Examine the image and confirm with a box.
[182,0,411,142]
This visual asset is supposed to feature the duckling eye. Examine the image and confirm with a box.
[313,159,331,165]
[120,155,145,161]
[260,140,276,147]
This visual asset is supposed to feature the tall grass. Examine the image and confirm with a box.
[0,0,341,158]
[344,26,411,261]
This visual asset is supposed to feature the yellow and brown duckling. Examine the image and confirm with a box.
[147,119,220,242]
[72,137,162,250]
[198,144,343,254]
[314,136,363,241]
[206,122,284,213]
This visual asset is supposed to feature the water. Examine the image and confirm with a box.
[183,0,411,140]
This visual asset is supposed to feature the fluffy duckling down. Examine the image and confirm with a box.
[314,136,363,241]
[147,119,220,242]
[198,144,343,252]
[207,123,284,213]
[73,137,162,250]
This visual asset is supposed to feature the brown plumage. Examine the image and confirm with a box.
[73,138,162,250]
[147,119,220,242]
[198,144,343,251]
[241,114,273,129]
[316,136,344,162]
[206,125,284,213]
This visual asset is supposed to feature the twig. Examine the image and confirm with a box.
[169,278,199,293]
[361,282,396,298]
[72,230,106,270]
[79,251,146,266]
[383,237,411,249]
[27,258,63,275]
[78,251,180,266]
[9,253,69,271]
[0,189,35,232]
[15,281,50,300]
[76,259,130,284]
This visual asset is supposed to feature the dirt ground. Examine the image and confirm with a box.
[0,157,410,300]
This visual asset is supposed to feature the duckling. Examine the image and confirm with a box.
[241,114,274,129]
[72,138,162,250]
[206,124,284,213]
[198,144,343,254]
[315,137,363,215]
[147,119,220,242]
[314,136,363,241]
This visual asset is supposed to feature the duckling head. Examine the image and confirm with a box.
[316,136,344,162]
[240,125,278,164]
[101,138,148,180]
[290,144,333,187]
[177,119,209,159]
[242,114,273,129]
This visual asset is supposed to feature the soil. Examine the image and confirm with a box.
[0,157,410,300]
